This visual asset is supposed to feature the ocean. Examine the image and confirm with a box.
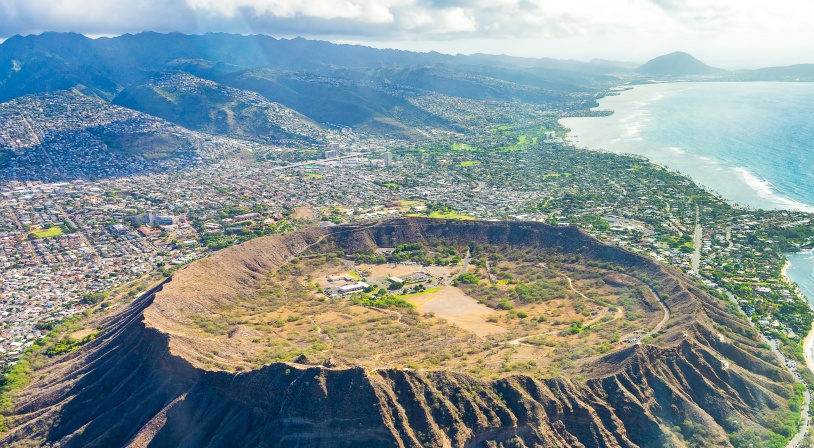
[559,82,814,306]
[787,250,814,307]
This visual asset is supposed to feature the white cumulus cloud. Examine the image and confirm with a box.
[0,0,813,67]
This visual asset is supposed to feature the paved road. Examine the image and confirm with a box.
[691,223,702,273]
[5,206,40,266]
[723,292,811,447]
[52,201,101,263]
[20,113,65,179]
[785,351,811,448]
[678,207,806,445]
[267,153,363,171]
[691,208,702,274]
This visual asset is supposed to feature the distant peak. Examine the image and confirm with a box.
[636,51,724,76]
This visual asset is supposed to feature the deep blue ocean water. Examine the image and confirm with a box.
[560,82,814,306]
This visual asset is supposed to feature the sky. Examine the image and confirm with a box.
[0,0,813,69]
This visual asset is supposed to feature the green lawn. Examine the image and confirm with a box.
[406,210,474,220]
[305,173,323,179]
[394,286,443,300]
[500,135,535,152]
[29,226,63,238]
[428,211,475,220]
[543,172,571,178]
[451,143,477,151]
[459,161,481,167]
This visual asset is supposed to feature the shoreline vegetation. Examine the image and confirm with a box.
[566,83,814,366]
[565,85,814,445]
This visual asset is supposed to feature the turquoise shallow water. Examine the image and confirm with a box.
[787,251,814,308]
[560,82,814,306]
[561,82,814,212]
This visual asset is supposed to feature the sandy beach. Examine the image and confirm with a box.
[783,260,814,375]
[804,321,814,375]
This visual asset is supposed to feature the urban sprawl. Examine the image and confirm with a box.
[2,84,814,378]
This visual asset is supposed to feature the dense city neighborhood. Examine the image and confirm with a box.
[2,87,814,375]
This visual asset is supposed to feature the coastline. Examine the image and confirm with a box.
[559,82,814,213]
[783,259,814,375]
[804,320,814,376]
[782,260,790,286]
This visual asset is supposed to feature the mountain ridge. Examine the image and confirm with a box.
[0,32,616,103]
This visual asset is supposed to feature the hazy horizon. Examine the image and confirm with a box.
[1,0,813,70]
[1,30,812,72]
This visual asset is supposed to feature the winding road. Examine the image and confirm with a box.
[690,208,809,446]
[722,291,812,448]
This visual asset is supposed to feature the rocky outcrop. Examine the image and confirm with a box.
[2,219,797,447]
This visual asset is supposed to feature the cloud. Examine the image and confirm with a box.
[0,0,198,36]
[646,0,814,32]
[0,0,614,39]
[186,0,395,23]
[0,0,813,68]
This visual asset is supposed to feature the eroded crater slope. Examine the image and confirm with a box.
[2,219,801,447]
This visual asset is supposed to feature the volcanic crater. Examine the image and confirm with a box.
[2,218,800,447]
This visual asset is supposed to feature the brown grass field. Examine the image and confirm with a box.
[166,241,664,379]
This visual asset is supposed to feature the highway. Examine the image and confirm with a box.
[267,153,363,171]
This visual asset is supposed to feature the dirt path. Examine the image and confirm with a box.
[605,271,670,339]
[459,250,471,277]
[365,307,408,327]
[485,260,497,284]
[564,275,623,327]
[641,280,670,338]
[509,274,623,346]
[563,275,587,300]
[308,316,333,342]
[508,271,669,347]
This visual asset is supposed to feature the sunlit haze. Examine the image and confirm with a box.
[1,0,813,68]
